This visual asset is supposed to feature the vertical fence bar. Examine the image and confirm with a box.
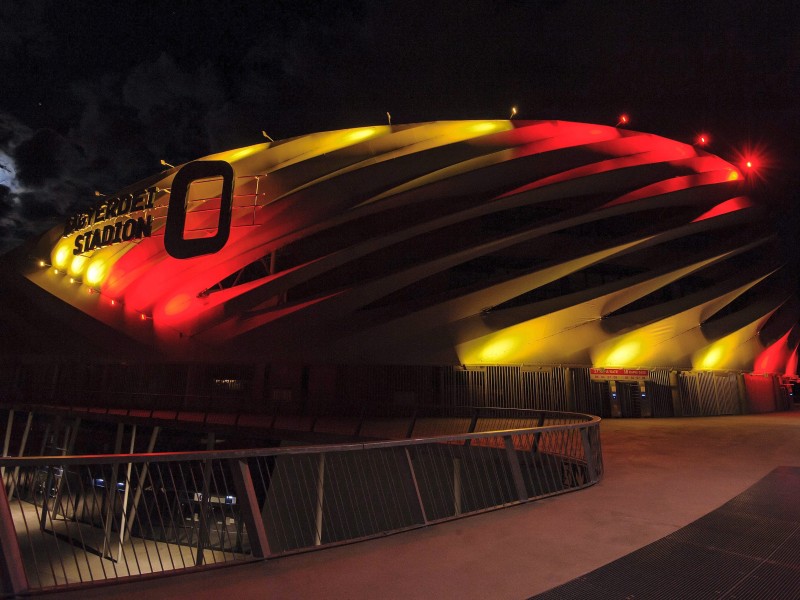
[464,408,479,447]
[405,409,418,439]
[314,453,325,546]
[580,427,596,482]
[531,412,545,454]
[50,418,79,525]
[39,466,54,532]
[503,435,528,502]
[117,425,136,563]
[230,458,270,558]
[124,426,160,538]
[195,434,215,566]
[67,418,81,454]
[102,423,124,559]
[404,448,428,524]
[453,457,462,516]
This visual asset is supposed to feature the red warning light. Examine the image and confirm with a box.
[742,156,760,174]
[617,114,629,126]
[696,133,709,146]
[731,141,770,184]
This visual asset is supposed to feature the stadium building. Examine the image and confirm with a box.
[1,120,797,420]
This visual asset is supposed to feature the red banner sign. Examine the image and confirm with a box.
[589,368,649,381]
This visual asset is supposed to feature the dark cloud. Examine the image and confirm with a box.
[0,185,11,218]
[0,125,16,147]
[12,129,67,186]
[17,191,58,221]
[0,112,29,147]
[206,101,271,153]
[0,112,88,251]
[0,0,799,256]
[0,2,52,75]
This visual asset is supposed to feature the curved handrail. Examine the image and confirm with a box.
[0,410,600,466]
[0,408,602,594]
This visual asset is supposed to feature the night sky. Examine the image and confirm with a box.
[1,0,799,256]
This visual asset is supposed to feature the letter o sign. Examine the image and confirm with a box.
[164,160,234,259]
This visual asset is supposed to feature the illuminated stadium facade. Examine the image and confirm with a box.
[0,120,797,419]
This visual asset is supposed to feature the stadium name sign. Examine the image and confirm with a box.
[62,160,235,260]
[64,189,155,255]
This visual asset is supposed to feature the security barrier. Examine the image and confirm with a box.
[0,410,601,594]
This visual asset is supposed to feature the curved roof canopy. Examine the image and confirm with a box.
[4,120,797,373]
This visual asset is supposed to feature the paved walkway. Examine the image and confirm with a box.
[533,466,800,599]
[53,412,800,600]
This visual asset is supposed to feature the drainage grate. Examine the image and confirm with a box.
[531,466,800,600]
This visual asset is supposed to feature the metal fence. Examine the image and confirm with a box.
[0,411,602,595]
[2,361,786,422]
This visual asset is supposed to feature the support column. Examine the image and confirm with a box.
[669,371,683,417]
[0,474,28,595]
[772,375,785,411]
[736,373,749,415]
[563,368,576,411]
[638,381,651,417]
[608,381,621,418]
[117,425,136,563]
[1,409,13,480]
[8,411,34,501]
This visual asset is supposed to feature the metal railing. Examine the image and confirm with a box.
[0,411,602,595]
[0,401,598,447]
